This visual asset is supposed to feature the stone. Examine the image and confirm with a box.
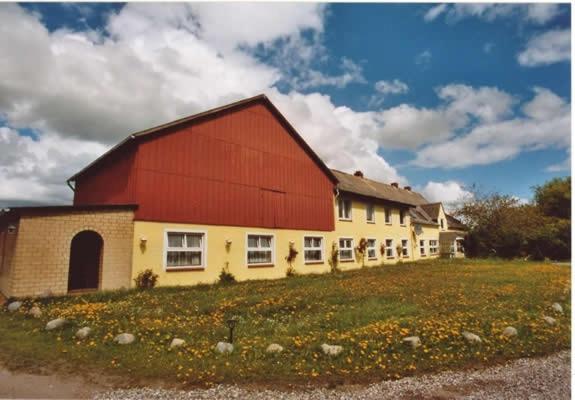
[28,306,42,318]
[403,336,422,349]
[38,289,53,299]
[321,343,343,356]
[266,343,284,353]
[215,341,233,354]
[552,303,563,314]
[76,327,92,339]
[462,331,482,344]
[46,318,67,331]
[7,301,22,312]
[502,326,518,338]
[114,333,135,345]
[170,338,185,349]
[543,316,556,326]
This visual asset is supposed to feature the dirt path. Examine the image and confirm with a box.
[0,351,569,399]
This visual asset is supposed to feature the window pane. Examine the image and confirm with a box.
[367,239,376,247]
[167,251,201,267]
[248,250,272,264]
[304,237,312,247]
[167,233,184,248]
[368,249,376,258]
[260,236,272,248]
[313,237,322,247]
[305,250,322,261]
[185,233,202,248]
[248,236,258,248]
[340,249,353,260]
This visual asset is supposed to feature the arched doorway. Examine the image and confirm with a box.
[68,230,103,292]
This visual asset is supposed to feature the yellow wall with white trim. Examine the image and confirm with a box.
[131,196,442,287]
[411,223,441,261]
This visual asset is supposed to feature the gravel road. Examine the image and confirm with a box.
[94,350,570,400]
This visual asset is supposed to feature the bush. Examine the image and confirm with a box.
[134,269,159,289]
[219,266,236,284]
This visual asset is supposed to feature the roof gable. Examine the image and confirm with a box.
[68,95,338,185]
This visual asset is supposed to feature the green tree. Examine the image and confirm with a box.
[533,177,571,219]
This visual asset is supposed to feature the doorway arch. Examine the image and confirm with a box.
[68,230,103,292]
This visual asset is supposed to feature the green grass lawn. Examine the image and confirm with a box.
[0,259,570,387]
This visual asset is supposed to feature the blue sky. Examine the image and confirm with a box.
[0,3,571,206]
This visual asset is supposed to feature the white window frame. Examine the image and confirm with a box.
[164,229,207,271]
[429,240,438,255]
[338,237,354,261]
[401,239,409,258]
[419,239,427,257]
[338,198,352,221]
[399,209,406,226]
[366,203,375,224]
[385,238,394,259]
[366,238,377,260]
[303,235,324,264]
[384,208,392,225]
[246,233,275,266]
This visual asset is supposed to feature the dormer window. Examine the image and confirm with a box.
[338,198,352,221]
[399,210,406,226]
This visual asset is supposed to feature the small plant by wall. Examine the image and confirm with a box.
[285,242,299,277]
[134,269,159,289]
[355,238,367,267]
[219,263,236,284]
[328,242,340,273]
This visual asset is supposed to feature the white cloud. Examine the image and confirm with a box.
[517,29,571,67]
[419,181,473,209]
[0,3,402,205]
[413,87,570,168]
[424,3,562,25]
[415,50,432,68]
[368,79,409,107]
[525,4,562,25]
[366,84,515,150]
[375,79,409,95]
[423,4,448,22]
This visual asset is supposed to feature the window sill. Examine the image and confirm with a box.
[166,267,205,272]
[367,221,375,224]
[385,222,392,225]
[247,264,274,269]
[339,218,353,222]
[368,257,378,261]
[340,259,354,263]
[304,261,324,265]
[400,224,406,227]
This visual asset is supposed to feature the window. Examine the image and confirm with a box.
[304,236,324,263]
[440,219,444,229]
[429,240,438,255]
[367,239,377,259]
[165,231,205,270]
[419,239,426,257]
[384,208,392,224]
[399,210,406,226]
[401,239,409,257]
[385,239,394,258]
[338,198,352,220]
[366,204,375,223]
[247,234,274,266]
[339,238,354,261]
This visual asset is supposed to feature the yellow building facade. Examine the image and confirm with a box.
[131,192,445,287]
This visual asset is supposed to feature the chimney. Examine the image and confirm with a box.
[354,170,364,178]
[391,182,399,188]
[404,186,411,191]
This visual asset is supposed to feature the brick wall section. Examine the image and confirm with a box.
[8,209,134,297]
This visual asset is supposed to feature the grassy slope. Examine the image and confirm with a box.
[0,259,570,387]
